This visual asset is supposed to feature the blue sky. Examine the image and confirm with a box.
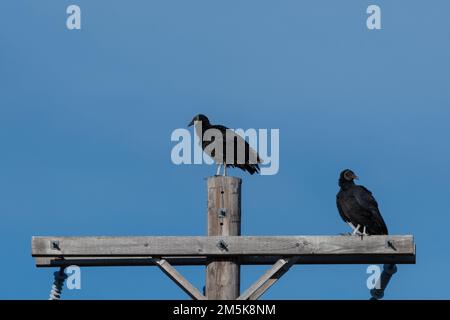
[0,0,449,299]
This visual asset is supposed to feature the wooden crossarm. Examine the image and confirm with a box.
[32,235,415,266]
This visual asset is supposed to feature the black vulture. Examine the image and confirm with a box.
[188,114,262,175]
[336,169,388,235]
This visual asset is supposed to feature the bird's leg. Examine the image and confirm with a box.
[351,224,361,235]
[347,222,356,231]
[357,226,368,239]
[347,222,360,235]
[223,163,227,176]
[341,222,352,235]
[216,164,222,176]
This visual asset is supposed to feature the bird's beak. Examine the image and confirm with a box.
[353,175,359,180]
[188,120,194,127]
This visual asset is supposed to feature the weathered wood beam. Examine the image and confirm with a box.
[206,176,241,300]
[238,257,299,300]
[154,258,206,300]
[33,252,414,267]
[32,235,416,263]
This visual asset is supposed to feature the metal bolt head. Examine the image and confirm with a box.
[218,208,226,218]
[51,241,60,250]
[216,240,228,251]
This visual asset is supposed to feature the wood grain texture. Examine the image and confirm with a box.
[32,235,415,258]
[205,176,241,300]
[155,258,206,300]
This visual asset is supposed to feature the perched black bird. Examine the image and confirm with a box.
[188,114,262,175]
[336,169,388,235]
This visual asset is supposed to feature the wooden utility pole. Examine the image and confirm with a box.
[31,175,416,300]
[206,176,241,299]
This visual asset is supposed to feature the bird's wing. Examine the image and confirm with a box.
[336,192,350,223]
[353,186,379,212]
[224,129,261,164]
[201,125,227,161]
[353,186,388,234]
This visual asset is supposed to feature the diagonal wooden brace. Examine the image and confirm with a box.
[237,257,299,300]
[154,258,206,300]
